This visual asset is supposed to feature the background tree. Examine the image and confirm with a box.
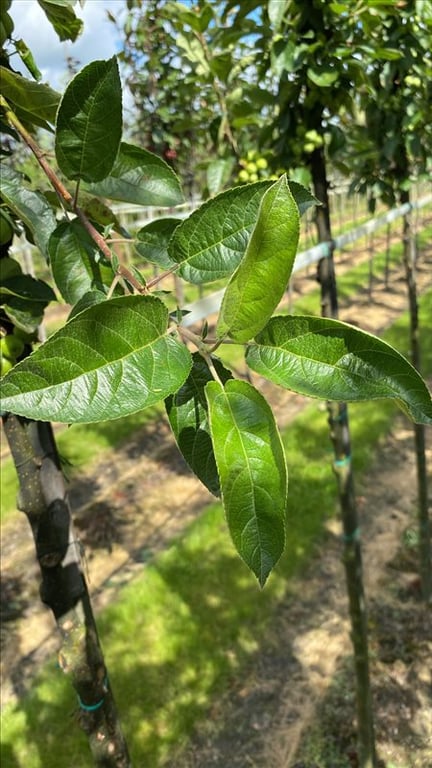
[108,1,432,762]
[116,0,277,195]
[349,0,432,601]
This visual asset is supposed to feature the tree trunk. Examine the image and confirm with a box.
[400,191,431,602]
[2,414,132,767]
[311,146,377,768]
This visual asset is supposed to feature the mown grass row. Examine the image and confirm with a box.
[1,287,431,768]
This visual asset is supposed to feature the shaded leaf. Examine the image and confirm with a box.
[37,0,83,42]
[217,176,300,342]
[0,66,60,129]
[246,315,432,425]
[206,157,235,196]
[55,57,122,183]
[0,274,55,303]
[0,165,57,258]
[81,197,130,238]
[135,217,182,269]
[0,256,54,332]
[0,295,192,423]
[166,352,233,496]
[49,219,114,303]
[205,379,287,586]
[86,142,184,206]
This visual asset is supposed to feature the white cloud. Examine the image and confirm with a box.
[9,0,126,90]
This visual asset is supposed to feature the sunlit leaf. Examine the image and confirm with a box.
[216,176,300,342]
[205,379,288,586]
[246,315,432,425]
[37,0,83,42]
[169,179,313,285]
[0,295,192,423]
[307,67,339,87]
[0,67,59,129]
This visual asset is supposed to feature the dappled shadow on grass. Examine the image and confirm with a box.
[1,428,337,767]
[292,589,431,768]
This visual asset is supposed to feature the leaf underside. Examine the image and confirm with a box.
[166,352,233,496]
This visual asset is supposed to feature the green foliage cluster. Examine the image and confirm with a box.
[118,1,432,200]
[1,1,432,584]
[1,43,431,585]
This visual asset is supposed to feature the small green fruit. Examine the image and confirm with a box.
[303,142,316,154]
[246,162,257,174]
[1,355,14,376]
[0,334,25,361]
[249,173,259,183]
[256,157,268,170]
[238,169,250,183]
[304,129,323,147]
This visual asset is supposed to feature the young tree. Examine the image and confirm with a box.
[350,0,432,602]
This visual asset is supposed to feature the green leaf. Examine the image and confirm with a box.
[246,315,432,425]
[68,289,107,320]
[268,0,289,29]
[166,352,233,496]
[0,274,56,303]
[86,142,184,207]
[0,257,22,281]
[37,0,83,42]
[135,218,181,269]
[216,176,300,342]
[55,57,122,183]
[0,295,192,423]
[0,165,57,258]
[0,269,56,332]
[48,219,114,304]
[0,67,60,128]
[307,67,339,87]
[169,180,314,285]
[81,197,130,238]
[206,157,235,196]
[169,182,274,284]
[373,47,403,61]
[15,39,43,81]
[205,379,287,586]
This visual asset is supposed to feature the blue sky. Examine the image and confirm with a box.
[9,0,126,90]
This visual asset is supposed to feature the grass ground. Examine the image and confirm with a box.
[1,285,431,768]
